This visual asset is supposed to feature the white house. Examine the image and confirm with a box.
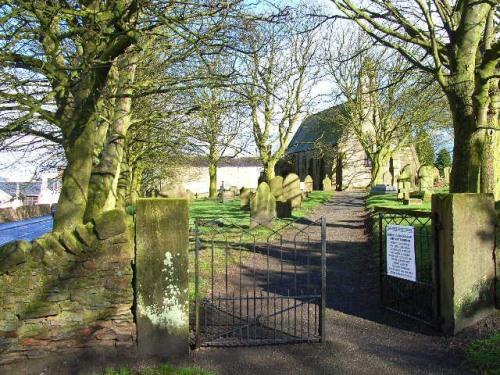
[0,172,62,209]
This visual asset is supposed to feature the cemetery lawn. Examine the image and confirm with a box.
[190,191,334,226]
[366,193,431,212]
[189,191,333,299]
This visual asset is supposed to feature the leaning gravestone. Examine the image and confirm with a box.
[418,165,439,192]
[304,175,313,193]
[322,176,332,192]
[250,182,276,228]
[240,188,252,210]
[283,173,302,209]
[269,176,284,200]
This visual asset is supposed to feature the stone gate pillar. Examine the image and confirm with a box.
[135,198,189,358]
[432,194,496,334]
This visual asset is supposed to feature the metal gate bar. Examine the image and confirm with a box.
[191,217,327,347]
[377,208,440,328]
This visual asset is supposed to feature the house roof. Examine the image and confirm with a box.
[0,181,42,197]
[286,105,345,154]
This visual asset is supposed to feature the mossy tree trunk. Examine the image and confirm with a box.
[84,51,138,222]
[332,0,499,197]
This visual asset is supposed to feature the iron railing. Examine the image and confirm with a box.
[376,208,440,328]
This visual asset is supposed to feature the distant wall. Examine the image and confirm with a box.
[174,165,263,194]
[0,210,135,365]
[0,204,53,223]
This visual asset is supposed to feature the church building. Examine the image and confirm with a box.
[277,105,420,191]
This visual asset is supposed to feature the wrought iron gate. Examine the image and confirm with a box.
[190,217,327,347]
[377,208,441,328]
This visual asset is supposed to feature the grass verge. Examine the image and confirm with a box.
[95,364,215,375]
[465,333,500,375]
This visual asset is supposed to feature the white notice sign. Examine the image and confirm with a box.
[386,224,416,281]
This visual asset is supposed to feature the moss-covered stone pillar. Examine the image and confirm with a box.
[136,198,189,358]
[432,194,496,334]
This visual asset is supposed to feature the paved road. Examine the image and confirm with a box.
[0,215,53,246]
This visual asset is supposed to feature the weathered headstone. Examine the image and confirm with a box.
[240,188,252,210]
[418,165,439,192]
[397,165,413,200]
[136,198,189,358]
[229,186,240,196]
[304,175,313,193]
[159,185,189,199]
[322,176,332,192]
[269,176,284,200]
[250,182,276,228]
[283,173,302,209]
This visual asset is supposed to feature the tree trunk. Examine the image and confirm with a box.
[54,119,95,231]
[116,157,130,209]
[369,151,390,187]
[263,159,276,182]
[129,164,142,206]
[84,52,137,221]
[208,163,217,198]
[445,86,498,195]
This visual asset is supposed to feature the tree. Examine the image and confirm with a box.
[185,57,250,198]
[435,148,452,175]
[323,28,447,186]
[0,1,244,230]
[415,130,436,166]
[329,0,499,198]
[240,14,319,181]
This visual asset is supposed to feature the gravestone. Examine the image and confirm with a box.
[250,182,276,228]
[397,165,413,200]
[136,199,189,357]
[322,176,332,192]
[240,188,252,210]
[269,176,284,200]
[283,173,302,209]
[418,165,439,192]
[229,186,240,196]
[304,175,313,193]
[160,185,189,199]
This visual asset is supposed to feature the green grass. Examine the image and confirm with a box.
[366,193,432,212]
[188,191,333,299]
[94,364,215,375]
[189,191,333,228]
[465,333,500,375]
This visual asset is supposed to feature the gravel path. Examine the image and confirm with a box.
[184,192,478,375]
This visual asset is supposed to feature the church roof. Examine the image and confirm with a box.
[286,105,344,154]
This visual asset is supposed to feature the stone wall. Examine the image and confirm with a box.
[0,204,53,223]
[0,210,135,365]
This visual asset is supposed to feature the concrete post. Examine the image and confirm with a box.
[432,194,496,334]
[135,198,189,358]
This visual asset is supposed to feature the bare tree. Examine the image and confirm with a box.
[323,27,449,187]
[240,14,320,181]
[328,0,499,197]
